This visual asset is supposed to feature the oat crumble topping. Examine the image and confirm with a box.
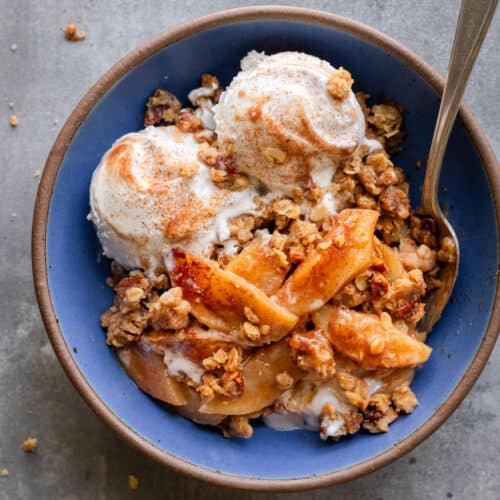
[222,416,253,439]
[144,89,181,126]
[392,385,418,413]
[327,68,354,100]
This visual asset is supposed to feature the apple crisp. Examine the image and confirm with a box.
[95,57,456,441]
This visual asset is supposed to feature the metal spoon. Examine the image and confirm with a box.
[418,0,498,333]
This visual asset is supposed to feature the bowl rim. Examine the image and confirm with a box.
[32,5,500,492]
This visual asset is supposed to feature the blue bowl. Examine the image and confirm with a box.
[32,7,500,491]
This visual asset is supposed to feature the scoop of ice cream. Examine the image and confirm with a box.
[214,51,374,190]
[89,126,259,273]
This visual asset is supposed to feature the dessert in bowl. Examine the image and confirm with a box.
[33,7,500,490]
[91,49,451,440]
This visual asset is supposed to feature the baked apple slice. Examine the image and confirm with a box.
[226,234,290,295]
[116,340,187,406]
[167,248,298,344]
[178,387,224,426]
[376,238,406,281]
[274,209,379,315]
[144,327,237,365]
[313,305,431,369]
[199,340,303,415]
[117,332,225,423]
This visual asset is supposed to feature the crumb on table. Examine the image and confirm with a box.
[128,474,139,490]
[10,43,17,52]
[9,115,18,127]
[65,23,86,42]
[22,437,38,453]
[33,169,41,177]
[0,468,8,477]
[8,101,14,109]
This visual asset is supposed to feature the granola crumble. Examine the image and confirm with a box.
[22,437,38,453]
[363,394,398,433]
[289,330,335,381]
[144,89,181,126]
[437,236,457,264]
[64,23,86,42]
[327,68,353,100]
[336,371,369,409]
[197,346,243,401]
[150,287,191,330]
[229,214,256,243]
[392,385,418,413]
[175,108,203,132]
[128,474,139,490]
[221,416,253,439]
[272,199,301,230]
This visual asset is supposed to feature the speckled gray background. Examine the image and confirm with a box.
[1,1,499,499]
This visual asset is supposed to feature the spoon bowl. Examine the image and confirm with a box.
[417,215,459,334]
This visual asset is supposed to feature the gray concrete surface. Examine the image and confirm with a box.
[1,0,499,498]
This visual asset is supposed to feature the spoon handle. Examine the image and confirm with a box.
[420,0,498,215]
